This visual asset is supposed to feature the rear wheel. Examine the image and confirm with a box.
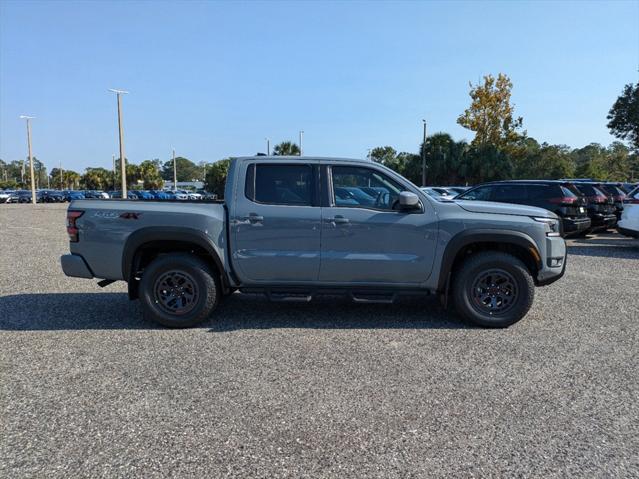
[139,253,219,328]
[452,251,534,328]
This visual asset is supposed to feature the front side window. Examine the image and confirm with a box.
[458,186,493,201]
[245,164,313,206]
[331,166,403,210]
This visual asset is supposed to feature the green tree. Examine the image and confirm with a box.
[457,73,524,149]
[81,167,112,190]
[607,83,639,152]
[204,159,231,198]
[161,157,203,182]
[138,159,164,189]
[272,141,300,156]
[572,143,607,179]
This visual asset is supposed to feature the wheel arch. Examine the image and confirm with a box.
[123,227,229,299]
[438,229,542,293]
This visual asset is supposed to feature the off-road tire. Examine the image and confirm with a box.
[452,251,534,328]
[139,253,219,328]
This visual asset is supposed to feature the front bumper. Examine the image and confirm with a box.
[60,254,94,279]
[590,213,617,230]
[536,235,567,286]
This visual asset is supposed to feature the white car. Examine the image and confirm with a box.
[0,191,12,203]
[618,186,639,238]
[420,187,454,200]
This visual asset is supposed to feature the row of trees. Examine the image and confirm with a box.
[371,138,637,187]
[0,141,304,192]
[372,75,638,185]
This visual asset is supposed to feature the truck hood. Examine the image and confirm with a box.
[454,200,557,219]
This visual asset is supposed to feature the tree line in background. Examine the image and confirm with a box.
[1,75,637,192]
[372,75,638,186]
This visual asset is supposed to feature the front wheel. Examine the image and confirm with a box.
[452,251,535,328]
[139,253,220,328]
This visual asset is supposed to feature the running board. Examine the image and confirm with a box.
[267,291,313,302]
[350,292,397,304]
[239,287,432,304]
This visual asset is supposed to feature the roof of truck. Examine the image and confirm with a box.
[232,155,371,163]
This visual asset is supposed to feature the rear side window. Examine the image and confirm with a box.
[245,164,314,206]
[574,184,598,196]
[491,185,528,201]
[526,184,554,199]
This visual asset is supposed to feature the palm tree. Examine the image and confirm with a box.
[272,141,300,156]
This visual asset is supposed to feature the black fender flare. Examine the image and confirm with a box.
[437,229,542,292]
[122,226,228,289]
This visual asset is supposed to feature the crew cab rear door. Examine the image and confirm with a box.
[230,160,321,283]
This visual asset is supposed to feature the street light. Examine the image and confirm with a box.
[19,115,36,204]
[299,130,304,156]
[421,120,427,186]
[108,88,128,196]
[172,149,177,191]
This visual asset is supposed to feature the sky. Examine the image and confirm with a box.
[0,0,638,173]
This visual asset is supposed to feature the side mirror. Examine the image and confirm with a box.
[398,191,420,210]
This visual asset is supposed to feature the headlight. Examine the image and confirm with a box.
[533,217,561,237]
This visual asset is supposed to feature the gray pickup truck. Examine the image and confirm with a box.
[61,156,566,328]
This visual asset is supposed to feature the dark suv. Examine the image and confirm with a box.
[456,180,591,237]
[569,182,617,231]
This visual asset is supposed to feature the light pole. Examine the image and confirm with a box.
[421,120,427,186]
[108,88,128,196]
[20,115,36,204]
[265,138,270,156]
[172,149,177,191]
[112,154,116,191]
[299,130,304,156]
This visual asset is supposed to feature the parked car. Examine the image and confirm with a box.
[618,186,639,238]
[166,190,189,200]
[15,190,45,203]
[446,186,470,196]
[0,190,12,203]
[83,190,110,199]
[61,156,567,329]
[570,182,618,232]
[598,183,627,219]
[420,187,454,200]
[148,190,172,200]
[110,190,138,200]
[130,190,155,200]
[38,190,65,203]
[63,190,86,201]
[455,180,591,237]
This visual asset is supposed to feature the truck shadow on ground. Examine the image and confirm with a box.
[0,292,472,331]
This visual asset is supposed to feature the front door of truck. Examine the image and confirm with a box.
[319,164,437,285]
[231,161,321,283]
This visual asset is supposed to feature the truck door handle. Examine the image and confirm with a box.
[327,215,349,224]
[244,213,264,223]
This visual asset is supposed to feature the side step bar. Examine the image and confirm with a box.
[240,288,431,304]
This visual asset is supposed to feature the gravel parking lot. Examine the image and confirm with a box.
[1,203,638,478]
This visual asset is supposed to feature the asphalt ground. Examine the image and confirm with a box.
[1,203,638,478]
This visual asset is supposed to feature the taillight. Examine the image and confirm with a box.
[590,195,607,204]
[548,197,577,205]
[66,210,84,242]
